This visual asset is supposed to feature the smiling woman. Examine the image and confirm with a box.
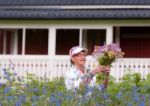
[69,46,88,68]
[65,46,110,91]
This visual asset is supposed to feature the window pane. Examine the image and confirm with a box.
[6,31,11,54]
[0,29,22,55]
[82,29,106,54]
[56,29,79,55]
[18,29,22,54]
[120,27,150,58]
[0,30,3,54]
[25,29,48,55]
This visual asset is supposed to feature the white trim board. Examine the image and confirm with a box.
[1,5,150,9]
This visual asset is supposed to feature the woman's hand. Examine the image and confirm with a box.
[92,65,105,75]
[104,66,110,73]
[93,65,110,75]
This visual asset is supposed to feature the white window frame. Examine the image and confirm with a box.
[0,25,113,56]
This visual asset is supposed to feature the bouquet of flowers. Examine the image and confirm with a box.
[92,43,124,84]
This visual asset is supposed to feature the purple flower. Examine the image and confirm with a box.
[98,84,105,91]
[14,72,17,76]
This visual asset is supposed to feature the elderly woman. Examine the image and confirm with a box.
[65,46,110,91]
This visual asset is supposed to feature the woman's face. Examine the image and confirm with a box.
[72,51,87,67]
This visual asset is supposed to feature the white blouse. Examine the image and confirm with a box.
[65,65,97,90]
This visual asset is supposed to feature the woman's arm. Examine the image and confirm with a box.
[87,65,110,89]
[102,66,110,89]
[81,65,105,86]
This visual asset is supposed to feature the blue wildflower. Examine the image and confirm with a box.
[57,92,62,97]
[127,102,133,106]
[84,86,90,93]
[30,87,38,93]
[15,100,22,106]
[19,95,26,103]
[133,94,139,102]
[95,103,99,106]
[132,85,138,93]
[84,86,94,97]
[139,101,145,106]
[3,86,11,94]
[66,95,72,101]
[23,84,29,88]
[31,96,40,101]
[102,93,109,100]
[3,71,8,76]
[116,92,122,100]
[141,94,146,102]
[42,86,47,95]
[49,94,57,103]
[2,68,7,72]
[32,103,36,106]
[3,70,11,81]
[17,77,22,81]
[0,83,4,87]
[98,84,105,91]
[7,96,15,102]
[14,72,17,76]
[56,99,61,106]
[4,74,11,80]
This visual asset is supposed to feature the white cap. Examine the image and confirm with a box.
[69,46,88,57]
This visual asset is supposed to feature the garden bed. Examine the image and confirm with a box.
[0,67,150,106]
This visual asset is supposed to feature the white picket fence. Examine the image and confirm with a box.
[0,55,150,82]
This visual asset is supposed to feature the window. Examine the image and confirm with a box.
[18,30,23,54]
[25,29,48,55]
[82,29,106,54]
[120,27,150,57]
[0,29,22,54]
[0,30,3,54]
[56,29,79,55]
[55,28,106,55]
[0,27,108,56]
